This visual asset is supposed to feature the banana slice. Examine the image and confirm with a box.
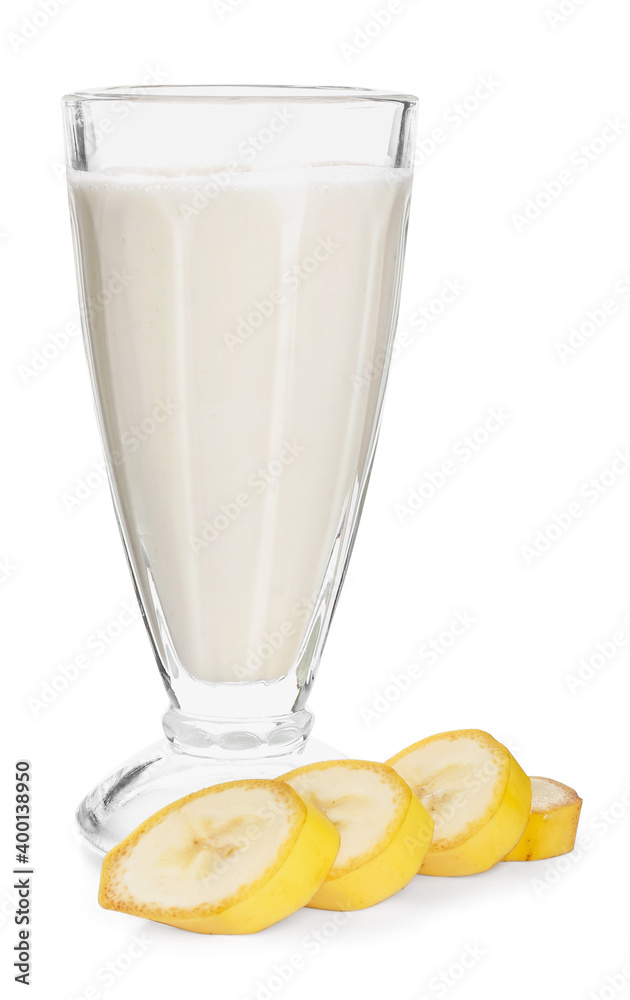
[503,776,582,861]
[98,778,340,934]
[387,729,531,876]
[280,759,434,909]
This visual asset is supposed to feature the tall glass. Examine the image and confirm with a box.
[63,85,417,851]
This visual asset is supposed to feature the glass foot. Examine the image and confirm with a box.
[76,736,347,854]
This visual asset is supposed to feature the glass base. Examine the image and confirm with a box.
[76,734,347,854]
[161,705,314,757]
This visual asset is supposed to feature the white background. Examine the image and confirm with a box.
[2,0,630,997]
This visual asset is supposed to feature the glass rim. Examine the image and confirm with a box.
[62,84,418,105]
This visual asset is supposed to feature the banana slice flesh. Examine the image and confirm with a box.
[387,729,532,876]
[281,759,433,909]
[99,779,340,934]
[503,776,582,861]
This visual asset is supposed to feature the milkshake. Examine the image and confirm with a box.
[68,164,411,685]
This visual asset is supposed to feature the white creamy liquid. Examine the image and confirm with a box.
[69,165,411,683]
